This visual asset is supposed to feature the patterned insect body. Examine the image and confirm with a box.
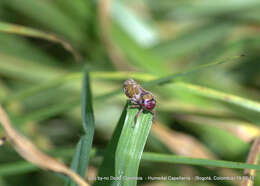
[123,79,156,123]
[141,94,156,110]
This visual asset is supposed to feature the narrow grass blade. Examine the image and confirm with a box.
[3,149,260,176]
[142,152,260,171]
[0,105,89,186]
[66,70,95,186]
[0,162,36,176]
[143,54,244,86]
[0,21,81,61]
[93,104,128,186]
[115,104,153,186]
[96,55,244,100]
[241,137,260,186]
[175,82,260,113]
[0,148,98,176]
[2,54,242,104]
[66,136,92,186]
[81,70,95,134]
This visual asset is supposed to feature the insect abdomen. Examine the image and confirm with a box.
[123,79,141,99]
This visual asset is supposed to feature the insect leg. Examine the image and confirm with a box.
[128,98,140,109]
[134,108,143,125]
[151,110,156,123]
[130,98,138,104]
[129,104,140,109]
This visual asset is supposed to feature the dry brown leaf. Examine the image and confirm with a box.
[152,123,241,185]
[241,137,260,186]
[85,166,97,184]
[1,22,82,62]
[151,123,216,159]
[0,105,89,186]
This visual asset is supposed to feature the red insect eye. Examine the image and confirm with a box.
[143,99,156,110]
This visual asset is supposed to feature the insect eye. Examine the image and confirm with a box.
[142,99,156,110]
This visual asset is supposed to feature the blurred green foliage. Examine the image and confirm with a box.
[0,0,260,186]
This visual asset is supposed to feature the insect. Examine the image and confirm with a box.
[123,79,156,124]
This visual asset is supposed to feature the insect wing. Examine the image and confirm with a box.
[123,79,142,103]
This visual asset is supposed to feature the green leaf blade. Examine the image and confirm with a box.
[66,70,95,186]
[0,21,81,61]
[94,104,128,186]
[82,71,95,134]
[142,152,260,171]
[115,105,153,186]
